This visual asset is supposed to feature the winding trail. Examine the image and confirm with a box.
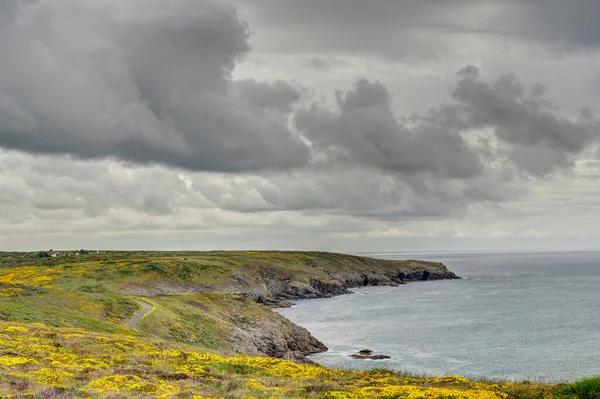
[124,300,153,328]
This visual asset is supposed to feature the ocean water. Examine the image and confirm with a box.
[276,251,600,382]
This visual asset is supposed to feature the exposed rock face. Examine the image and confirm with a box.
[235,260,460,306]
[229,311,327,363]
[115,254,460,362]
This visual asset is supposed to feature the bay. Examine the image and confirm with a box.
[276,250,600,382]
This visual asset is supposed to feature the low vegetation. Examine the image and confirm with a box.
[0,321,562,398]
[0,251,596,398]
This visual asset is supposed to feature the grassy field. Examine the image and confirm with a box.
[0,251,597,398]
[0,250,449,286]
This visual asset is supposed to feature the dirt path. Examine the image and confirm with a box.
[124,300,153,328]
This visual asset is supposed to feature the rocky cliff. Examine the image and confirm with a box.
[229,307,327,362]
[117,252,460,362]
[231,259,460,306]
[223,259,459,361]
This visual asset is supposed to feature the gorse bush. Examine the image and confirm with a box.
[0,252,595,398]
[0,321,561,398]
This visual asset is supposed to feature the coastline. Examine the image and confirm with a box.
[251,263,461,362]
[4,251,599,397]
[118,253,461,362]
[241,259,461,308]
[0,251,460,364]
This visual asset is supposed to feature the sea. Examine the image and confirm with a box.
[275,250,600,382]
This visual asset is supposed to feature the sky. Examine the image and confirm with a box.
[2,0,600,252]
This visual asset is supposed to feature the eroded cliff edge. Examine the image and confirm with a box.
[230,257,460,307]
[117,252,459,362]
[224,256,460,361]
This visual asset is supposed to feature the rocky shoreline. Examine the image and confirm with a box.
[237,261,460,307]
[120,255,460,363]
[229,260,460,362]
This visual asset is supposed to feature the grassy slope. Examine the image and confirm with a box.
[133,293,264,353]
[0,320,569,399]
[0,251,453,290]
[0,251,596,398]
[0,252,321,355]
[0,251,456,352]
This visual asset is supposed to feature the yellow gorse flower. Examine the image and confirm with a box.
[0,320,557,398]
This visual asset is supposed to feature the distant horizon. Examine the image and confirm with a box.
[6,247,600,256]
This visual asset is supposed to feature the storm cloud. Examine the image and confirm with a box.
[1,0,597,179]
[295,78,483,178]
[237,0,600,57]
[428,66,600,176]
[0,0,308,172]
[2,0,600,251]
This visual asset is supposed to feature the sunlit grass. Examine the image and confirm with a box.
[0,321,564,398]
[0,251,592,398]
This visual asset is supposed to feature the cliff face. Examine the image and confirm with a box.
[4,252,459,365]
[116,252,460,362]
[223,259,459,361]
[229,309,327,362]
[232,259,460,306]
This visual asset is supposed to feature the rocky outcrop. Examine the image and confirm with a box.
[350,353,392,360]
[228,311,327,363]
[350,349,392,360]
[114,253,460,363]
[234,260,460,306]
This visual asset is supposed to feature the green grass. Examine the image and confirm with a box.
[0,285,139,334]
[132,292,296,355]
[3,250,597,398]
[3,251,394,358]
[0,250,448,289]
[557,377,600,399]
[0,301,135,334]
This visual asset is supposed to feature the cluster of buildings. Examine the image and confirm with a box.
[47,250,106,257]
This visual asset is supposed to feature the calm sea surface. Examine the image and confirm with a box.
[276,251,600,382]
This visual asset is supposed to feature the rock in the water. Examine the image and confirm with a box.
[350,351,391,360]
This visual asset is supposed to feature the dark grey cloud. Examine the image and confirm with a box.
[2,1,600,251]
[1,0,599,242]
[237,0,600,57]
[427,66,599,176]
[0,0,309,172]
[235,79,303,112]
[0,0,18,26]
[498,1,600,48]
[1,0,597,182]
[238,0,478,58]
[295,79,483,178]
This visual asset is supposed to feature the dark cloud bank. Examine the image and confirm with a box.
[1,0,599,230]
[238,0,600,55]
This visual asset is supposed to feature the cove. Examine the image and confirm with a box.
[276,250,600,382]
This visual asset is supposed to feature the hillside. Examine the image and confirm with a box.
[0,320,567,399]
[0,251,457,361]
[1,251,593,398]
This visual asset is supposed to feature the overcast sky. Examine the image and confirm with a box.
[2,0,600,252]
